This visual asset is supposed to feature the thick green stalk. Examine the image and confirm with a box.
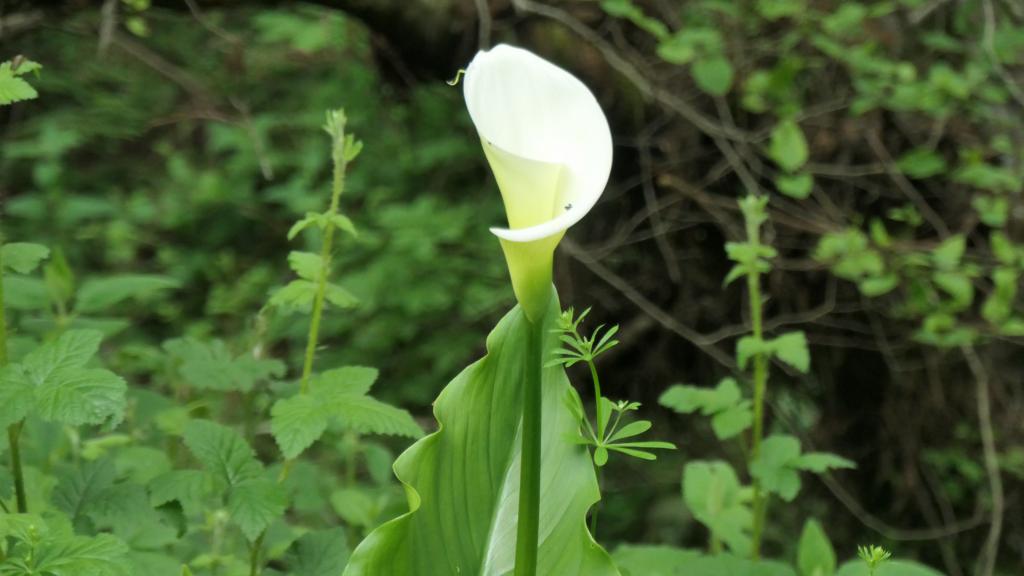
[1,235,28,514]
[746,224,769,558]
[514,317,544,576]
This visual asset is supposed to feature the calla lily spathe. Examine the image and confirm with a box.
[464,44,613,320]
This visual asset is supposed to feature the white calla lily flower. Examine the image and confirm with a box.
[464,44,613,321]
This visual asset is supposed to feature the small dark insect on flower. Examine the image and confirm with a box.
[565,203,572,211]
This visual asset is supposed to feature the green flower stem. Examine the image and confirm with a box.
[588,360,605,440]
[745,217,769,559]
[0,234,28,514]
[515,316,544,576]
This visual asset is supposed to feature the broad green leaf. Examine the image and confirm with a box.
[836,560,943,576]
[285,528,350,576]
[768,120,809,172]
[75,275,180,313]
[1,242,50,274]
[343,296,617,575]
[313,366,379,396]
[798,519,836,576]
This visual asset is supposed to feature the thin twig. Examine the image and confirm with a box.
[961,344,1004,576]
[561,238,738,372]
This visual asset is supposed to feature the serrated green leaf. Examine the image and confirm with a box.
[34,367,127,427]
[271,394,330,459]
[28,533,132,576]
[682,460,752,555]
[148,470,209,517]
[52,459,117,526]
[659,378,742,415]
[182,419,262,486]
[331,487,378,528]
[0,365,34,428]
[164,338,285,393]
[0,61,39,106]
[329,394,422,438]
[288,251,324,282]
[711,402,753,440]
[1,242,50,274]
[736,336,770,370]
[285,528,350,576]
[772,331,810,373]
[750,435,803,501]
[228,478,287,542]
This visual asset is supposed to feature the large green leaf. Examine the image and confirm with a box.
[344,296,617,575]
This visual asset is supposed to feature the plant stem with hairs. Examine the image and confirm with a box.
[251,110,356,576]
[0,232,28,513]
